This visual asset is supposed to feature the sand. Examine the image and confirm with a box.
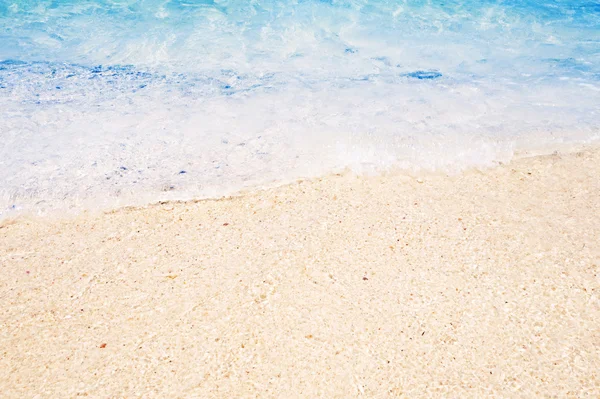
[1,147,599,398]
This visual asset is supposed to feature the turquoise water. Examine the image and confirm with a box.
[1,0,599,216]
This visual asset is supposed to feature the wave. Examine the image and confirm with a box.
[1,0,599,217]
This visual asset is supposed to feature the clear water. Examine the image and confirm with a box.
[1,0,599,217]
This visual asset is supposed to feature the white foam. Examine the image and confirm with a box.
[1,0,599,218]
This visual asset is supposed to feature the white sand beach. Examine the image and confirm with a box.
[1,147,599,398]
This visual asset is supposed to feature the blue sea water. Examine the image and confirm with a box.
[1,0,599,216]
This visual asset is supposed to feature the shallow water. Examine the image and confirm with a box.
[1,0,599,217]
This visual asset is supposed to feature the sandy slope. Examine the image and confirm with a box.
[1,148,599,398]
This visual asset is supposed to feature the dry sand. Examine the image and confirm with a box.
[1,147,599,398]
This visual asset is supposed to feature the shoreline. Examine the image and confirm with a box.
[3,141,598,225]
[1,145,599,397]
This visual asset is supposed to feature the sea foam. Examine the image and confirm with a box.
[1,0,599,217]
